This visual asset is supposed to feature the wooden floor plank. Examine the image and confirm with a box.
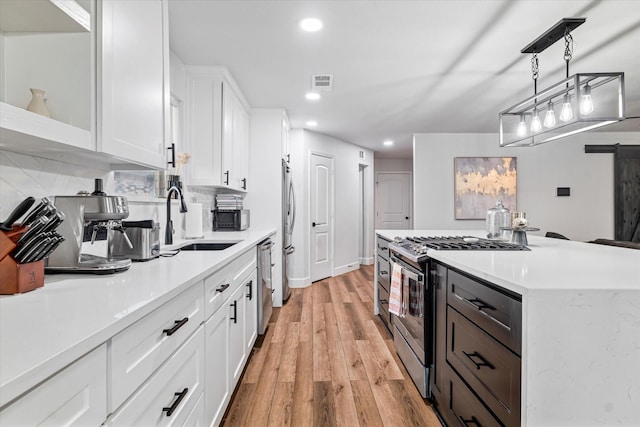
[351,380,385,427]
[242,321,276,384]
[314,381,338,427]
[242,341,283,425]
[313,302,331,381]
[267,382,294,427]
[291,340,314,426]
[277,321,300,383]
[387,380,441,427]
[361,320,404,380]
[221,382,256,427]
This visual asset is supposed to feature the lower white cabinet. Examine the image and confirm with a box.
[228,283,247,388]
[110,284,204,411]
[204,301,230,427]
[0,344,107,426]
[243,270,258,356]
[108,328,204,426]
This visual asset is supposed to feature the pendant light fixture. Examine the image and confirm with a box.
[499,18,625,147]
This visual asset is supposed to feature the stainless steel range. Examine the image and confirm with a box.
[387,235,528,399]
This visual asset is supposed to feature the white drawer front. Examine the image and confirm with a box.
[110,284,204,411]
[204,249,256,320]
[183,391,205,427]
[109,328,204,427]
[0,344,107,426]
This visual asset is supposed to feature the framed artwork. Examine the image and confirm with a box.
[454,157,517,220]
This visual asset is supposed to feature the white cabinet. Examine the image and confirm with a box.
[204,300,230,427]
[97,0,169,169]
[109,328,204,426]
[0,344,107,426]
[203,248,257,427]
[0,0,169,170]
[110,284,204,411]
[185,66,250,191]
[243,269,258,355]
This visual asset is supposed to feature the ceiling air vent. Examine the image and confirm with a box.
[312,74,333,92]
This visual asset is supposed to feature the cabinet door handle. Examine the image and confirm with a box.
[230,301,237,323]
[246,280,253,300]
[467,297,495,312]
[224,170,230,185]
[162,318,189,336]
[216,283,230,293]
[167,143,176,167]
[462,351,495,370]
[242,178,247,190]
[380,270,389,276]
[379,299,388,304]
[162,387,188,417]
[459,415,482,426]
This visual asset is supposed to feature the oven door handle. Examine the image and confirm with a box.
[401,265,423,283]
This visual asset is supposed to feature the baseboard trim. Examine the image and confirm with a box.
[289,276,311,288]
[359,257,374,265]
[334,262,360,276]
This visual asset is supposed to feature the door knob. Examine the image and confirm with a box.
[405,216,409,220]
[312,222,316,227]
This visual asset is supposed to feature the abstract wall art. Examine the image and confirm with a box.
[454,157,517,219]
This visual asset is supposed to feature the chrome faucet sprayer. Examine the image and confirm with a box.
[165,186,188,245]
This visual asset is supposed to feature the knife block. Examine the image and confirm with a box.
[0,257,45,294]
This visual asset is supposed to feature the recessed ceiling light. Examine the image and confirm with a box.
[383,140,394,146]
[305,92,321,101]
[306,120,318,127]
[299,18,323,32]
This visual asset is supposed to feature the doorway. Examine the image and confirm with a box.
[375,172,412,230]
[310,153,334,282]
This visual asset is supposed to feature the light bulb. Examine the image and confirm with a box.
[517,116,527,137]
[531,109,542,133]
[543,101,556,128]
[580,84,594,115]
[559,93,574,122]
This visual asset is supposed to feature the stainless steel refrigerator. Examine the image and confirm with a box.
[282,158,295,301]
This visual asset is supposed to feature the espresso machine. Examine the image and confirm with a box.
[46,180,133,274]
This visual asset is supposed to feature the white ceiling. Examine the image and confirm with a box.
[168,0,640,158]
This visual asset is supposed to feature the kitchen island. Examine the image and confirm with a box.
[376,229,640,427]
[0,228,275,425]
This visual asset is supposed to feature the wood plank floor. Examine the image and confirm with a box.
[221,265,442,426]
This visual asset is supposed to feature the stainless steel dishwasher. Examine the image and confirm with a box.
[257,238,274,335]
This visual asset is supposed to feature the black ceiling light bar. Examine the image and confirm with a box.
[521,18,586,54]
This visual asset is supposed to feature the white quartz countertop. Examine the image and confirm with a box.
[0,228,275,408]
[376,229,640,295]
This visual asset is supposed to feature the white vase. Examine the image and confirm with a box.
[26,88,51,117]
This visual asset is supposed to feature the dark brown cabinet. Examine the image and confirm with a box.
[376,236,392,335]
[432,262,522,427]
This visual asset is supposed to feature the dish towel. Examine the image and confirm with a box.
[388,262,404,317]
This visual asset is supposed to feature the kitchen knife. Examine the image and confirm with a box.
[20,237,52,264]
[40,211,65,234]
[38,236,65,261]
[12,231,53,262]
[0,197,36,231]
[21,197,53,227]
[16,216,49,245]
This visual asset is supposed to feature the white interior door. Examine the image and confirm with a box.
[375,172,412,230]
[310,153,333,282]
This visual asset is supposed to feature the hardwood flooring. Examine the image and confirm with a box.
[221,265,442,427]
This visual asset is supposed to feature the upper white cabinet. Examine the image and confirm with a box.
[97,0,169,169]
[185,66,250,191]
[0,0,169,170]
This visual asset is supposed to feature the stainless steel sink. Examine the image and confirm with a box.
[179,242,237,251]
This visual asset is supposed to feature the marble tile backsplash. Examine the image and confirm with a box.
[0,150,109,219]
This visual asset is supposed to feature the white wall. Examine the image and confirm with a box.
[374,158,413,173]
[413,132,640,241]
[244,108,285,307]
[288,129,374,287]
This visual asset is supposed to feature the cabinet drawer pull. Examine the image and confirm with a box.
[379,270,389,276]
[467,297,495,312]
[379,299,388,304]
[462,351,495,370]
[216,283,230,293]
[162,318,189,336]
[230,301,237,324]
[162,387,188,417]
[459,415,483,426]
[246,280,253,300]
